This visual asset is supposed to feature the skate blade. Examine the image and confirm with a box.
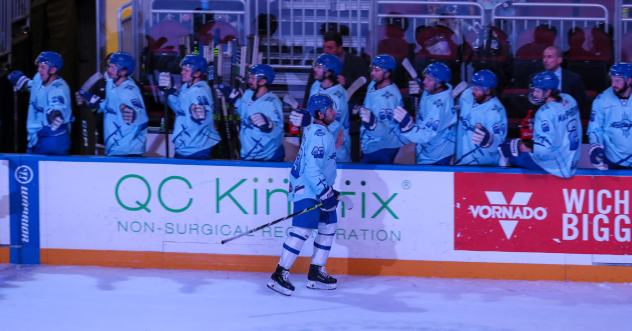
[306,280,337,290]
[267,280,292,296]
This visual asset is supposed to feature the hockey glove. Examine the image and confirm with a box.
[359,107,377,130]
[393,106,414,133]
[218,84,242,105]
[498,138,521,158]
[408,79,421,95]
[78,89,102,110]
[471,123,493,148]
[8,71,31,91]
[351,104,366,116]
[589,143,609,171]
[46,109,64,131]
[190,104,207,124]
[120,104,137,124]
[158,72,176,96]
[249,113,274,133]
[317,186,340,213]
[289,107,312,127]
[75,92,85,106]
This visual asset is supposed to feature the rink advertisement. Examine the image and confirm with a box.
[0,160,9,262]
[455,172,632,255]
[37,160,451,262]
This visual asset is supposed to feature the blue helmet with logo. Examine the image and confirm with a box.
[472,70,498,90]
[35,52,63,71]
[109,52,136,75]
[180,54,208,75]
[314,53,342,77]
[532,71,559,93]
[250,64,275,84]
[610,62,632,80]
[307,94,336,118]
[372,54,397,73]
[423,63,451,84]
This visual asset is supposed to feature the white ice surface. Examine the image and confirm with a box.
[0,264,631,331]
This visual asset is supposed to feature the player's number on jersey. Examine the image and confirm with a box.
[311,147,324,158]
[567,120,579,151]
[291,152,302,178]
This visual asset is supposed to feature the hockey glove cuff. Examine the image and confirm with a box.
[359,107,377,131]
[472,124,493,148]
[498,138,522,158]
[219,84,241,105]
[78,89,102,110]
[289,108,312,127]
[318,186,340,213]
[8,71,31,91]
[249,113,274,133]
[589,143,608,171]
[393,106,413,133]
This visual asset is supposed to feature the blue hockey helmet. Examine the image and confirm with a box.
[109,52,136,75]
[180,54,208,75]
[423,62,451,84]
[471,70,498,90]
[371,54,397,73]
[314,53,342,77]
[307,94,336,118]
[610,62,632,80]
[35,52,63,71]
[250,64,275,84]
[531,71,559,93]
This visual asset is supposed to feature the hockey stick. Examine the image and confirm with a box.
[81,72,103,92]
[221,195,353,244]
[402,58,420,116]
[346,76,367,101]
[214,33,236,160]
[451,81,469,99]
[283,95,300,109]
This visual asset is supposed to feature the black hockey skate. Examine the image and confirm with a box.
[307,264,337,290]
[267,265,295,296]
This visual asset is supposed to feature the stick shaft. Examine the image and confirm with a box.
[221,203,322,244]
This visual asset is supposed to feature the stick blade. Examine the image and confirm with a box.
[283,95,300,109]
[346,76,367,101]
[401,58,417,79]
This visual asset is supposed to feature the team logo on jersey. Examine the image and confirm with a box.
[610,112,632,138]
[52,81,62,88]
[493,123,506,135]
[197,96,210,106]
[131,98,144,109]
[425,119,439,131]
[382,91,394,99]
[334,90,343,98]
[379,108,393,121]
[123,85,134,90]
[51,96,65,105]
[433,99,444,108]
[314,129,326,137]
[541,120,550,132]
[265,96,275,102]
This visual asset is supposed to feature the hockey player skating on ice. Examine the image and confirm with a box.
[159,55,221,159]
[499,71,581,178]
[290,53,351,162]
[8,52,72,154]
[392,63,456,165]
[454,70,507,165]
[355,55,410,164]
[587,62,632,170]
[269,94,341,296]
[78,52,149,156]
[221,64,285,161]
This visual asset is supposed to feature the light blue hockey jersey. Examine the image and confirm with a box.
[309,81,351,162]
[289,123,337,202]
[360,82,410,154]
[587,87,632,167]
[455,88,507,165]
[99,77,149,156]
[26,73,73,148]
[167,80,221,156]
[401,85,457,164]
[530,94,582,178]
[235,90,284,160]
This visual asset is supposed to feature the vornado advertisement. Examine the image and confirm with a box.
[38,161,453,261]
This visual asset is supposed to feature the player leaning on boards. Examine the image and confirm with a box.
[392,63,457,165]
[290,53,351,162]
[77,52,149,157]
[454,70,508,166]
[499,71,581,178]
[8,52,72,155]
[587,62,632,170]
[354,55,410,164]
[220,64,285,161]
[159,55,221,159]
[269,94,342,296]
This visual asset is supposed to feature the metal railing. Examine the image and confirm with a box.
[374,0,486,59]
[12,0,29,21]
[492,2,610,55]
[0,0,11,58]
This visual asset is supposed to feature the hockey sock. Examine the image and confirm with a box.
[279,226,312,270]
[311,222,337,266]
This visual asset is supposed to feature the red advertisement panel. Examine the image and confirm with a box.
[454,172,632,255]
